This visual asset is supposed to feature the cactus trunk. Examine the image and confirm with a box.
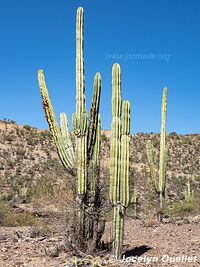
[112,205,124,259]
[85,115,101,239]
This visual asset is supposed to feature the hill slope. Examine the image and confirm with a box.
[0,120,200,217]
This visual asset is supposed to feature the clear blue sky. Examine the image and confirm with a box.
[0,0,200,134]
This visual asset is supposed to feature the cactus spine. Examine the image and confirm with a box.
[146,87,167,221]
[38,7,101,240]
[109,64,130,259]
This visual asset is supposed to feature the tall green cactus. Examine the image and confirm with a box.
[38,7,101,240]
[146,87,167,221]
[109,64,130,259]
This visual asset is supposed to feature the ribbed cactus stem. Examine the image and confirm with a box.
[89,114,101,199]
[87,73,101,160]
[110,63,121,205]
[73,7,88,196]
[120,100,130,207]
[110,64,130,259]
[159,87,167,194]
[93,114,101,166]
[76,7,86,117]
[60,112,75,164]
[38,70,75,172]
[113,206,124,259]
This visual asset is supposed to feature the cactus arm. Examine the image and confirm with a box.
[73,7,88,137]
[59,112,75,164]
[90,114,101,196]
[38,70,74,171]
[109,63,122,205]
[159,87,167,193]
[93,114,101,166]
[120,100,130,207]
[87,73,101,160]
[73,7,88,195]
[146,140,159,193]
[76,7,86,117]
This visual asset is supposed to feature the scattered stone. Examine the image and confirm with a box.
[44,246,59,257]
[190,215,200,224]
[15,230,23,239]
[1,247,7,252]
[0,235,7,241]
[29,228,40,238]
[15,261,24,266]
[175,218,190,225]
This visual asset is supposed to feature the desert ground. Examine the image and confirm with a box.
[0,217,200,267]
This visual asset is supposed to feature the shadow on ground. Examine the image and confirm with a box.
[123,245,152,258]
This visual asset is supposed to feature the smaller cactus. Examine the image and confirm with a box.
[184,181,194,203]
[146,88,167,222]
[109,64,130,259]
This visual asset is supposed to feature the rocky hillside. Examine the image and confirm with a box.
[0,120,200,218]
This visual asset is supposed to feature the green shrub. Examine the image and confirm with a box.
[30,175,57,199]
[101,133,107,142]
[195,175,200,182]
[23,125,31,131]
[16,147,26,156]
[4,134,15,142]
[166,200,197,217]
[0,202,36,226]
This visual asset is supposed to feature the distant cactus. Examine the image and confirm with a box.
[133,189,138,219]
[38,7,101,242]
[146,88,167,222]
[109,64,130,259]
[184,181,194,203]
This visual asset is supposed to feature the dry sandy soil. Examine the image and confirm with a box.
[0,218,200,267]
